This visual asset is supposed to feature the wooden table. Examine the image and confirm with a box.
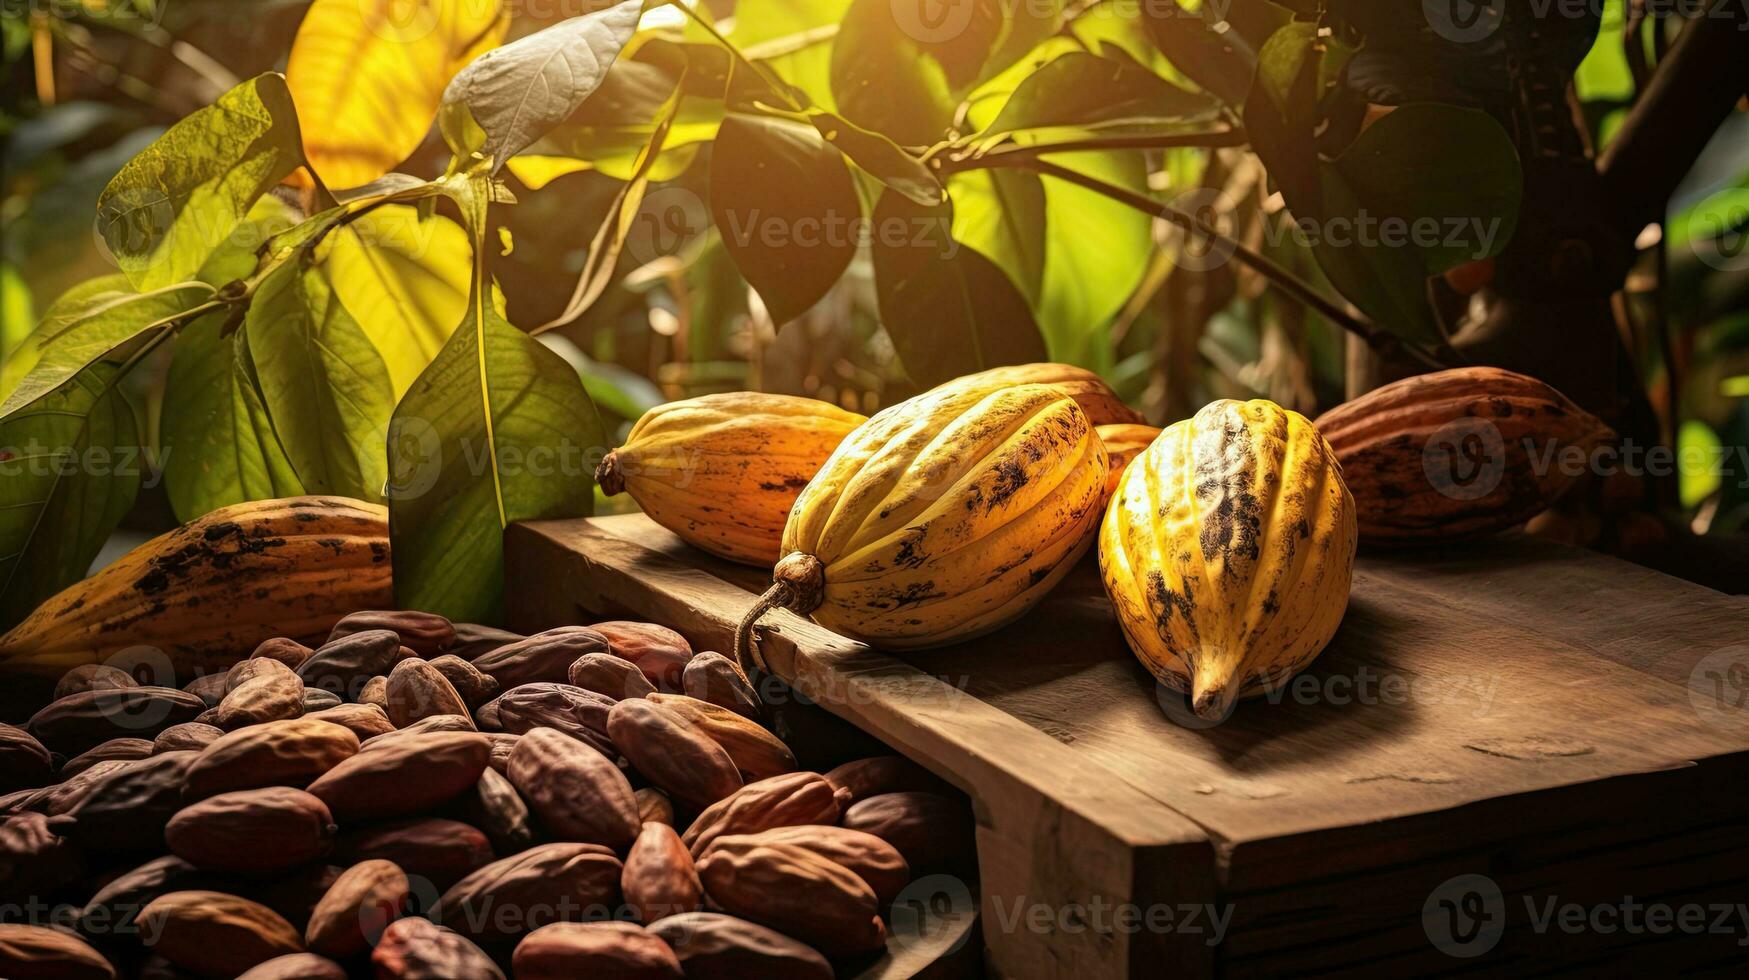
[505,514,1749,978]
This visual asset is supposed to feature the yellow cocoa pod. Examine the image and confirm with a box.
[1099,400,1356,720]
[596,393,866,566]
[1094,423,1162,499]
[737,380,1107,662]
[943,362,1144,426]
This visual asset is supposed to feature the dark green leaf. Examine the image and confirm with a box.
[810,111,943,206]
[95,73,307,290]
[1142,1,1259,107]
[709,114,860,325]
[871,191,1047,386]
[981,50,1215,140]
[829,0,958,144]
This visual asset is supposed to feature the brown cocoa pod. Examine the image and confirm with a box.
[841,791,974,873]
[513,921,682,980]
[384,658,471,728]
[426,654,499,708]
[334,817,494,893]
[567,652,655,700]
[296,629,407,700]
[823,755,947,805]
[450,767,536,853]
[303,703,394,740]
[216,659,305,730]
[252,863,344,933]
[153,723,223,755]
[55,751,197,853]
[449,623,524,662]
[622,822,701,923]
[496,682,614,743]
[304,731,488,822]
[484,732,519,775]
[647,693,795,781]
[329,609,456,657]
[682,773,848,856]
[0,924,116,980]
[507,728,639,851]
[710,826,909,904]
[166,787,336,874]
[26,687,206,755]
[1,811,84,897]
[55,664,137,699]
[0,723,54,792]
[77,855,218,947]
[591,621,692,690]
[62,737,155,777]
[433,842,622,941]
[183,718,360,800]
[696,840,885,955]
[364,714,476,745]
[635,788,674,826]
[183,674,228,709]
[607,699,741,812]
[680,652,759,720]
[304,858,408,958]
[371,917,504,980]
[647,912,832,980]
[358,675,390,712]
[235,952,346,980]
[250,637,313,670]
[301,689,342,713]
[473,627,611,688]
[139,890,303,978]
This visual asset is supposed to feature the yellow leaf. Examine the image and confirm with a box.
[287,0,507,190]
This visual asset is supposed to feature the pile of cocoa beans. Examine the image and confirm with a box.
[0,612,975,978]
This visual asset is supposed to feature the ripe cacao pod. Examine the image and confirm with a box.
[1100,399,1357,719]
[946,362,1145,425]
[1314,366,1614,543]
[596,392,867,566]
[1095,423,1161,497]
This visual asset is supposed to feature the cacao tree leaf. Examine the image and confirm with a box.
[388,180,605,624]
[96,73,308,290]
[809,111,943,205]
[0,364,142,632]
[980,50,1215,141]
[439,0,644,172]
[0,265,33,366]
[160,315,306,522]
[245,257,399,500]
[1140,0,1259,107]
[828,0,957,144]
[708,114,860,325]
[870,190,1047,387]
[517,57,721,182]
[729,0,852,104]
[0,275,131,403]
[287,0,508,190]
[946,168,1046,304]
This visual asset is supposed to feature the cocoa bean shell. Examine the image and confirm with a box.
[426,654,499,708]
[54,664,137,699]
[710,825,910,904]
[26,687,206,755]
[823,755,949,805]
[679,652,759,719]
[56,751,198,853]
[647,911,833,980]
[648,693,795,781]
[215,660,304,730]
[0,924,116,980]
[622,822,701,924]
[448,767,536,853]
[682,772,847,857]
[235,952,346,980]
[183,718,360,800]
[328,609,456,657]
[496,682,614,743]
[607,699,741,812]
[566,653,655,700]
[333,817,494,893]
[449,623,524,662]
[303,731,488,822]
[182,674,228,709]
[433,842,623,941]
[507,728,639,851]
[635,788,674,826]
[77,855,219,948]
[296,629,406,700]
[512,921,682,979]
[304,858,408,959]
[152,724,223,755]
[249,638,313,670]
[0,722,54,792]
[139,890,303,978]
[696,840,886,956]
[1,810,85,897]
[590,621,692,691]
[165,786,336,874]
[62,738,155,778]
[371,917,504,980]
[301,689,341,713]
[362,714,476,746]
[302,703,394,740]
[841,790,975,874]
[472,627,610,688]
[385,658,471,728]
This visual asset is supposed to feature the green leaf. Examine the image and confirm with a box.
[810,111,943,205]
[245,257,398,500]
[1,265,34,363]
[709,114,860,325]
[0,364,142,632]
[95,73,307,291]
[947,168,1046,303]
[1,282,214,419]
[1141,0,1260,107]
[439,0,644,172]
[160,314,305,522]
[730,0,853,105]
[1,277,130,402]
[389,183,605,624]
[980,50,1215,141]
[829,0,957,144]
[871,190,1048,387]
[520,57,723,181]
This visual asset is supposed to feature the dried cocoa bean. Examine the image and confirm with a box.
[152,723,223,755]
[607,699,741,811]
[0,811,84,897]
[427,654,498,708]
[474,694,503,730]
[623,822,701,924]
[385,658,471,728]
[449,623,524,661]
[433,842,622,941]
[824,755,947,806]
[165,786,335,874]
[27,687,206,755]
[304,859,408,958]
[358,675,390,712]
[841,791,974,873]
[696,840,885,955]
[0,788,34,814]
[62,737,154,777]
[183,674,228,709]
[682,772,848,856]
[77,855,217,948]
[183,718,360,800]
[473,627,610,688]
[139,890,303,978]
[329,609,455,656]
[496,682,614,743]
[371,917,504,980]
[450,767,535,853]
[513,921,682,979]
[301,689,341,713]
[302,703,394,740]
[304,731,488,822]
[590,621,692,690]
[55,751,197,853]
[363,714,476,745]
[680,652,759,719]
[252,863,344,933]
[334,817,494,893]
[249,637,313,670]
[14,759,127,817]
[709,826,909,904]
[567,652,655,699]
[235,952,345,980]
[647,912,832,980]
[54,664,137,699]
[216,659,304,730]
[296,629,407,699]
[0,924,116,980]
[635,788,674,826]
[0,723,53,792]
[648,693,794,781]
[507,728,639,851]
[484,732,519,775]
